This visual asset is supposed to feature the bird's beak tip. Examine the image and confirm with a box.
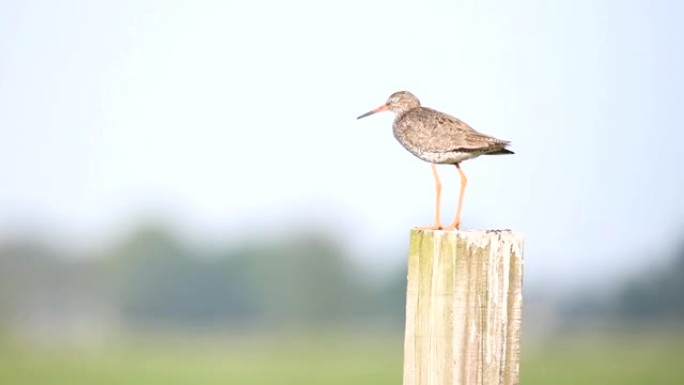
[356,104,389,120]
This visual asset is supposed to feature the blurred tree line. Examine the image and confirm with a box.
[615,239,684,321]
[1,223,683,341]
[561,236,684,329]
[0,222,406,339]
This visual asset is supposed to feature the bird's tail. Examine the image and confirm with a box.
[486,148,515,155]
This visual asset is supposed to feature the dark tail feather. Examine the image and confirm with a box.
[486,148,515,155]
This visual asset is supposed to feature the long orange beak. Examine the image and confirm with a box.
[357,103,389,119]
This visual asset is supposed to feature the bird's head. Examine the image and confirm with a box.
[357,90,421,119]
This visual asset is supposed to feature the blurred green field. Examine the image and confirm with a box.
[1,333,683,385]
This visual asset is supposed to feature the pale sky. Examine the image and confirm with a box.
[1,1,683,291]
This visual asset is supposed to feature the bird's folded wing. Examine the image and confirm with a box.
[455,132,511,151]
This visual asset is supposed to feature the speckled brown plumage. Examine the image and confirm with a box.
[357,90,513,230]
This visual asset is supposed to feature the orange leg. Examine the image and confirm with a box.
[416,163,443,230]
[445,163,467,230]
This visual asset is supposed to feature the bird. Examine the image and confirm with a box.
[356,91,513,230]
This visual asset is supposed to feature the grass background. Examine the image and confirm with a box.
[1,332,683,385]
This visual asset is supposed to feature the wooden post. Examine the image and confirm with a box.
[403,229,524,385]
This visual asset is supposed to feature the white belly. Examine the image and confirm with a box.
[414,151,479,164]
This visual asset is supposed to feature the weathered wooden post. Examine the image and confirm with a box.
[402,229,524,385]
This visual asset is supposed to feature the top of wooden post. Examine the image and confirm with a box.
[408,228,524,256]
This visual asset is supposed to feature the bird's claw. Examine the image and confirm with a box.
[415,223,443,231]
[442,221,461,231]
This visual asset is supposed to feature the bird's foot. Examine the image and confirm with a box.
[415,223,443,231]
[442,221,461,231]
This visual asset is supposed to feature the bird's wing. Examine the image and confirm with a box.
[402,108,509,153]
[459,131,511,152]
